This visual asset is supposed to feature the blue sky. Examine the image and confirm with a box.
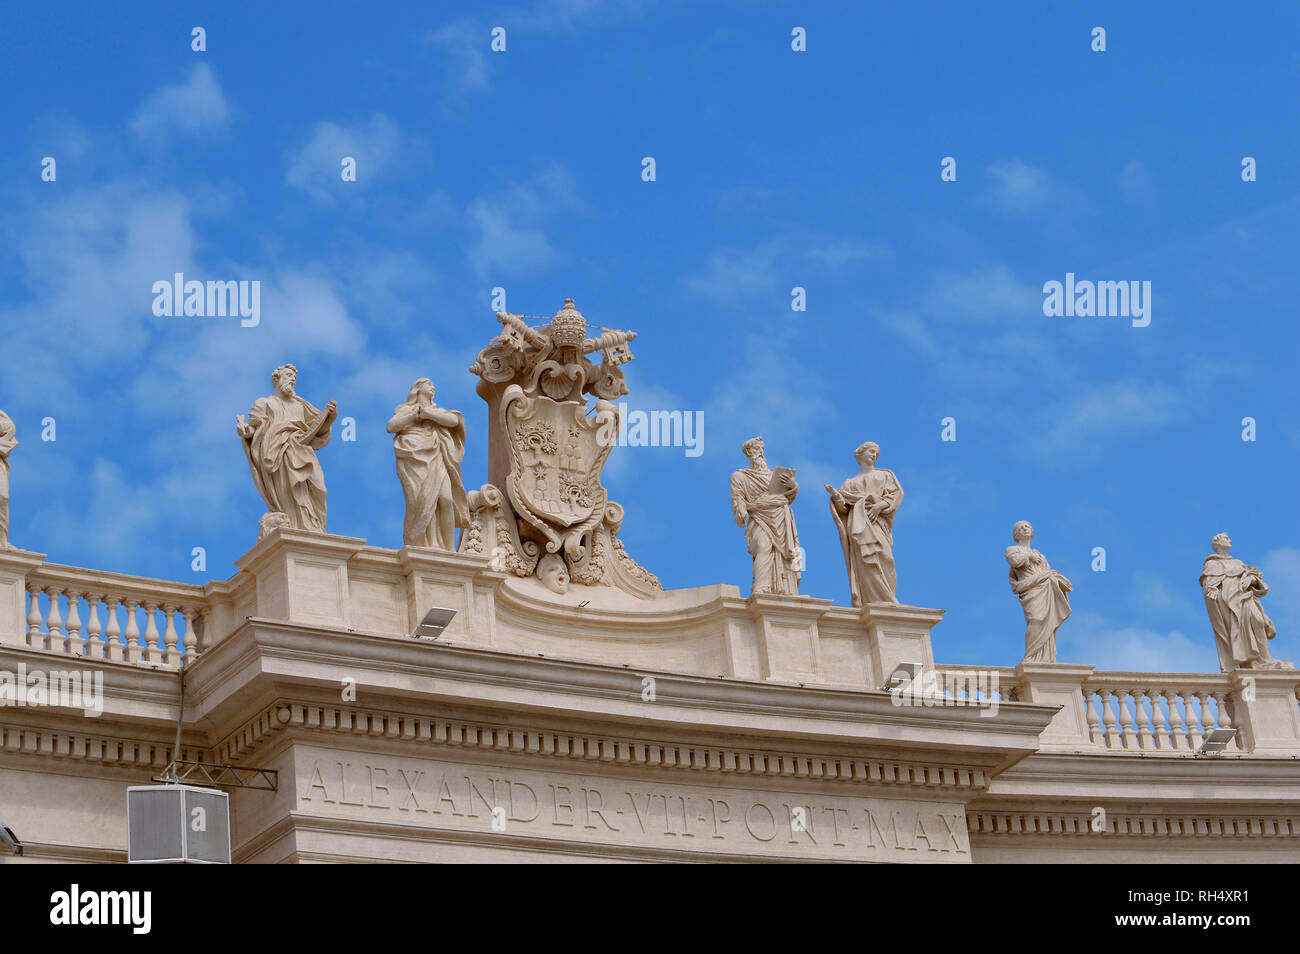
[2,1,1298,672]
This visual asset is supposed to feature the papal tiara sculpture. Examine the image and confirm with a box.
[459,299,662,598]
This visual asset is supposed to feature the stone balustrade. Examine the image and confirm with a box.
[0,555,208,669]
[1082,674,1233,752]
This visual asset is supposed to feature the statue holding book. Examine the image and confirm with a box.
[730,436,801,596]
[237,363,337,535]
[826,441,902,605]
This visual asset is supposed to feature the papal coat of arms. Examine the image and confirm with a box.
[459,299,661,598]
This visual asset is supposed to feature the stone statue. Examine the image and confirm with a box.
[1200,533,1292,671]
[387,378,469,550]
[730,436,801,596]
[1006,521,1072,663]
[0,410,15,549]
[237,364,337,535]
[460,299,661,598]
[826,441,902,605]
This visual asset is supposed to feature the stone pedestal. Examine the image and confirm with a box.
[0,547,43,645]
[746,594,831,682]
[1230,669,1300,755]
[235,529,366,630]
[861,603,941,690]
[1014,663,1095,749]
[398,546,503,644]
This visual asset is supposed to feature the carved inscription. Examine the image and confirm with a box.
[297,748,970,862]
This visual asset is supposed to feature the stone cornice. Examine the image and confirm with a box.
[0,644,183,725]
[215,698,1003,797]
[983,751,1300,802]
[1,842,127,864]
[185,617,1056,767]
[968,809,1299,839]
[0,717,202,769]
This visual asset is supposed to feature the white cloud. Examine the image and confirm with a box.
[986,160,1054,214]
[687,240,786,304]
[1132,570,1182,612]
[286,114,405,202]
[1031,379,1184,458]
[872,265,1041,357]
[687,236,886,306]
[1059,611,1218,672]
[1,185,197,397]
[705,324,836,458]
[428,2,634,91]
[1262,547,1300,632]
[465,165,580,277]
[131,64,230,140]
[427,18,491,90]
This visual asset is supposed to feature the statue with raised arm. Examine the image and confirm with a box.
[0,410,15,549]
[388,377,469,550]
[826,441,902,605]
[1200,532,1292,671]
[1006,521,1072,663]
[730,436,801,596]
[236,364,337,535]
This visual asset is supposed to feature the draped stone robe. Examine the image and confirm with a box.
[730,466,800,596]
[1200,554,1277,671]
[0,411,14,547]
[1006,545,1072,663]
[241,393,331,532]
[830,468,902,606]
[392,404,469,549]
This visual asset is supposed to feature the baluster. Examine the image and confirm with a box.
[1212,690,1235,750]
[1133,689,1153,749]
[123,600,142,663]
[181,608,199,662]
[1196,691,1215,732]
[64,591,83,655]
[143,602,161,665]
[105,598,123,662]
[1147,689,1168,751]
[44,587,65,652]
[1116,690,1137,749]
[1164,690,1186,751]
[1085,690,1103,745]
[1184,690,1204,749]
[26,584,43,648]
[162,605,180,668]
[1100,690,1119,748]
[85,596,103,659]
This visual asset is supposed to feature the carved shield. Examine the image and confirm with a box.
[502,387,615,530]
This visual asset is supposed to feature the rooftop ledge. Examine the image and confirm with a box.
[2,531,1299,757]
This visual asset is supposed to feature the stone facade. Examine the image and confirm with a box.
[1,532,1298,863]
